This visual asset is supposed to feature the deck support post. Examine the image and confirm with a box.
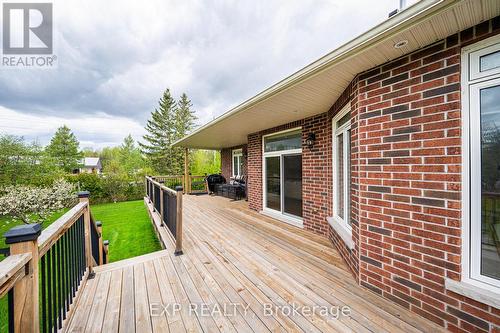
[78,191,94,273]
[103,240,109,264]
[175,186,183,255]
[184,148,190,194]
[5,223,41,333]
[96,221,104,265]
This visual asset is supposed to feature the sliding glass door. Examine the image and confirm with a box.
[283,154,302,217]
[265,156,281,211]
[263,129,303,220]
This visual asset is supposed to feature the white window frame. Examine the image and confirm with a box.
[261,127,303,227]
[232,149,243,177]
[461,34,500,293]
[469,40,500,81]
[329,104,353,244]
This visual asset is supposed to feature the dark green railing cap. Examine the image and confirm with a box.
[4,223,42,244]
[175,186,183,192]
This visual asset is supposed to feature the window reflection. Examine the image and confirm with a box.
[480,85,500,280]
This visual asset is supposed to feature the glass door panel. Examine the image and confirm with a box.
[283,154,302,217]
[265,156,281,211]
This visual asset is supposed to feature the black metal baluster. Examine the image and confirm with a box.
[78,217,83,278]
[8,289,14,333]
[41,254,47,333]
[47,248,53,333]
[81,216,86,274]
[57,239,63,329]
[61,234,66,320]
[66,231,71,312]
[71,223,77,297]
[63,233,69,317]
[77,218,81,278]
[51,243,57,333]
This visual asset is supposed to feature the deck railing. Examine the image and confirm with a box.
[145,176,183,255]
[149,174,208,194]
[0,191,108,333]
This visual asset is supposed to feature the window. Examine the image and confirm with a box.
[463,35,500,291]
[264,129,302,152]
[232,149,243,177]
[332,105,351,230]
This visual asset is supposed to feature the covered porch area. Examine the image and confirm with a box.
[66,194,444,332]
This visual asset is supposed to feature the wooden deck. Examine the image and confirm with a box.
[65,195,445,333]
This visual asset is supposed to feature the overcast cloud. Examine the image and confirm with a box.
[0,0,400,149]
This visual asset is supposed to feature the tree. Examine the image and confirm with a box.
[0,135,61,186]
[0,135,34,184]
[171,93,197,174]
[119,135,145,175]
[0,179,75,224]
[46,126,83,172]
[139,89,177,173]
[190,150,221,175]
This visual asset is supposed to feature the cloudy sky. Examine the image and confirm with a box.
[0,0,402,149]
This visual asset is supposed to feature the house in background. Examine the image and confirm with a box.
[77,157,102,174]
[174,0,500,331]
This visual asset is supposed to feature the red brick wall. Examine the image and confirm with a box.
[326,79,360,278]
[221,145,247,182]
[355,18,500,333]
[247,133,263,211]
[243,16,500,332]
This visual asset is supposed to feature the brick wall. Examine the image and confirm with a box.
[326,79,360,278]
[355,18,500,333]
[243,16,500,332]
[220,145,247,182]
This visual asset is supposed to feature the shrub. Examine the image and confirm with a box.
[65,173,144,204]
[0,179,76,225]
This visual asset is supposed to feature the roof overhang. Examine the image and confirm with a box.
[174,0,500,149]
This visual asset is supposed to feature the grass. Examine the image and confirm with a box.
[0,199,161,332]
[91,200,161,262]
[0,210,68,253]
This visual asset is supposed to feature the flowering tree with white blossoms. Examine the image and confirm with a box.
[0,179,76,224]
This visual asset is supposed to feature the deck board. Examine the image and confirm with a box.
[66,195,446,333]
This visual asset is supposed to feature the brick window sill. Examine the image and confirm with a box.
[445,278,500,309]
[327,216,354,250]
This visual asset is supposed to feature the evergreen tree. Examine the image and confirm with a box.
[139,89,177,173]
[175,93,197,138]
[172,93,197,174]
[45,125,82,172]
[120,134,145,175]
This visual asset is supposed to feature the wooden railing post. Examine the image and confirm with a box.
[78,191,93,273]
[184,148,190,195]
[175,186,183,256]
[96,221,103,266]
[103,240,109,264]
[4,223,42,333]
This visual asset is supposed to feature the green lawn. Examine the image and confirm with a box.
[0,199,160,332]
[91,200,161,262]
[0,210,68,252]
